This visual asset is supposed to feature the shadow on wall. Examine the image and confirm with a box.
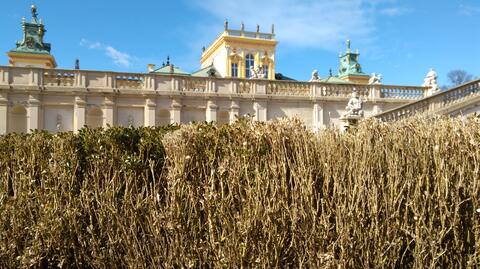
[157,109,170,126]
[8,105,27,133]
[86,106,103,128]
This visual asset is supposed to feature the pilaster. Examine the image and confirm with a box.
[27,94,40,132]
[144,98,156,127]
[73,96,86,132]
[171,77,180,91]
[170,99,182,124]
[369,85,381,100]
[102,96,115,127]
[373,104,382,115]
[0,68,10,85]
[0,92,8,134]
[313,102,324,132]
[229,100,239,123]
[254,101,267,122]
[206,100,217,122]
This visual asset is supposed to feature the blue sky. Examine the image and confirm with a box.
[1,0,479,86]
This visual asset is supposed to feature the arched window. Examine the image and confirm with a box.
[245,54,254,78]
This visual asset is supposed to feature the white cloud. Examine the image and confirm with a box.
[459,4,480,15]
[80,38,133,68]
[105,46,132,68]
[379,7,409,16]
[192,0,401,51]
[80,38,101,49]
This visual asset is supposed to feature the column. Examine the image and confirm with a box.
[170,99,182,124]
[229,100,239,123]
[73,96,86,132]
[313,102,324,132]
[0,92,7,134]
[206,100,217,122]
[102,96,115,128]
[254,101,267,122]
[144,98,156,127]
[27,95,40,133]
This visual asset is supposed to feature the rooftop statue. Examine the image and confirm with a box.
[309,70,321,82]
[422,68,439,94]
[344,91,364,117]
[368,73,383,85]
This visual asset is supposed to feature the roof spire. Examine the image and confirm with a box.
[271,24,275,34]
[329,68,333,77]
[241,22,245,32]
[224,19,228,30]
[256,24,260,33]
[166,56,170,66]
[346,39,351,52]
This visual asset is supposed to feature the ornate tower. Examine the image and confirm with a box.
[337,40,369,84]
[7,5,57,68]
[200,21,277,80]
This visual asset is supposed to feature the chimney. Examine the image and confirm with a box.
[147,64,155,72]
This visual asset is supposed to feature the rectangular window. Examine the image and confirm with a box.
[231,63,238,78]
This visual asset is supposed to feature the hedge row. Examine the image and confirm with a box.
[0,117,479,268]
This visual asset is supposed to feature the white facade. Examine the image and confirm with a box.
[0,66,429,134]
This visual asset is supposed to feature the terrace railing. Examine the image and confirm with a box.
[375,79,480,121]
[0,66,429,101]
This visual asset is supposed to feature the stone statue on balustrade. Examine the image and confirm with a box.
[368,73,383,85]
[344,91,364,117]
[249,65,266,79]
[257,66,266,79]
[340,91,364,132]
[309,70,321,82]
[422,68,439,95]
[249,66,258,79]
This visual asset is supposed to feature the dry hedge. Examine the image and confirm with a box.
[0,117,479,268]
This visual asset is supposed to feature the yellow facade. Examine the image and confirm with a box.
[200,25,277,80]
[341,75,369,85]
[7,52,57,68]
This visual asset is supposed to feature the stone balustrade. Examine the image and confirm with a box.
[375,79,480,121]
[0,66,429,101]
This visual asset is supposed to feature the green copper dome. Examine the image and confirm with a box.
[10,5,52,55]
[337,40,369,79]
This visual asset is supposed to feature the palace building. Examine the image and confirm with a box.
[0,5,432,134]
